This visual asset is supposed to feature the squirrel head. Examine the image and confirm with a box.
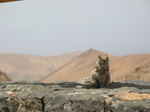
[97,54,109,65]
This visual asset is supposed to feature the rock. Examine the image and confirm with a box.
[44,89,105,112]
[0,80,149,112]
[105,100,150,112]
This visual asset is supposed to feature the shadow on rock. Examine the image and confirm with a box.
[54,81,88,89]
[109,80,150,89]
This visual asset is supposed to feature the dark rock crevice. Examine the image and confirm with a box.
[41,96,45,112]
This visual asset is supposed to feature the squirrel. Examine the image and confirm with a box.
[91,55,110,88]
[80,54,110,88]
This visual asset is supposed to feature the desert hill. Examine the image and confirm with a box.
[118,62,150,81]
[41,49,150,83]
[0,52,82,81]
[110,53,150,81]
[0,70,11,82]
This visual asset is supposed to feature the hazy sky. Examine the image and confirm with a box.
[0,0,150,56]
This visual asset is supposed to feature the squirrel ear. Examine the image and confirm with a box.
[106,55,109,60]
[98,54,101,59]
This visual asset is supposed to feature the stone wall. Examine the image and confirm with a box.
[0,81,149,112]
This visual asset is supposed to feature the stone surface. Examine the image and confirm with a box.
[44,89,105,112]
[0,81,149,112]
[105,100,150,112]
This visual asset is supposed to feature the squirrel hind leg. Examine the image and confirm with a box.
[106,75,111,87]
[102,74,111,87]
[92,79,101,88]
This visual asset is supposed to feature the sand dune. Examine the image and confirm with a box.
[41,49,150,83]
[0,52,82,81]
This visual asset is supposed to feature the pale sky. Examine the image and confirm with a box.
[0,0,150,56]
